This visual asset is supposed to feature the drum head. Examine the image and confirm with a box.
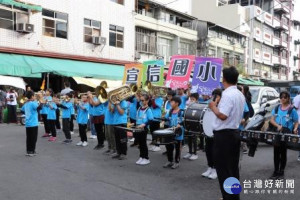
[153,129,174,135]
[203,109,216,137]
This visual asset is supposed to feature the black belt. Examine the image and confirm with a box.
[213,129,239,134]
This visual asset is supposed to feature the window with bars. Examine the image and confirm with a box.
[157,37,172,59]
[0,7,29,30]
[135,27,156,54]
[42,9,68,39]
[84,18,101,43]
[109,24,124,48]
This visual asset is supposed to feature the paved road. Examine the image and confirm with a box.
[0,124,299,200]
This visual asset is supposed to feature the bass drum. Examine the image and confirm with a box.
[202,108,217,137]
[184,103,207,136]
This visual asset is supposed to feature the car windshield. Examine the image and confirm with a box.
[249,88,259,104]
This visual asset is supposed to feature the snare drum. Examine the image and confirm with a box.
[153,129,175,145]
[184,103,207,136]
[284,134,300,150]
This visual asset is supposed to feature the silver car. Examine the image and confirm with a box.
[249,86,280,115]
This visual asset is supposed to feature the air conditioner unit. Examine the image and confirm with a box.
[16,23,34,33]
[92,36,107,45]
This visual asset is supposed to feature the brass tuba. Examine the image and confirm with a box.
[108,85,134,104]
[95,81,109,103]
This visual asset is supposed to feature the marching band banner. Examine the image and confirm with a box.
[191,57,223,95]
[142,60,164,86]
[122,64,143,87]
[165,55,195,89]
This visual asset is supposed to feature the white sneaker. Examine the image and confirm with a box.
[92,135,97,139]
[136,157,143,165]
[208,169,218,179]
[140,159,151,165]
[82,141,88,147]
[70,131,74,135]
[129,138,135,142]
[183,153,192,159]
[202,167,212,177]
[152,146,161,152]
[76,141,83,146]
[298,157,300,162]
[189,154,198,160]
[148,145,154,151]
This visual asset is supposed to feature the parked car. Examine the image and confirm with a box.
[249,86,280,115]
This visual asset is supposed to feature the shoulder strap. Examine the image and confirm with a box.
[275,104,280,114]
[288,106,295,116]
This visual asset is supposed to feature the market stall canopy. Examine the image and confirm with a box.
[73,77,122,88]
[0,75,26,90]
[0,0,42,12]
[0,53,125,80]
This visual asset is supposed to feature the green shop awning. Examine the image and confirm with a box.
[0,53,125,80]
[0,0,42,12]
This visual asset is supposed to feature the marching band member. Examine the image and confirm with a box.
[104,101,116,155]
[69,92,75,135]
[135,93,153,166]
[41,89,52,137]
[209,67,245,200]
[87,91,97,139]
[177,87,189,110]
[75,94,89,147]
[164,90,175,115]
[89,93,105,150]
[128,91,141,147]
[21,91,42,156]
[47,95,58,142]
[149,94,164,152]
[183,93,199,161]
[163,96,184,169]
[57,93,73,144]
[269,91,298,179]
[202,89,222,180]
[111,99,129,160]
[54,94,61,131]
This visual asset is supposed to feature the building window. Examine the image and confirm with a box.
[136,27,156,54]
[109,24,124,48]
[0,8,13,30]
[157,37,172,59]
[110,0,124,5]
[83,18,101,43]
[180,42,191,55]
[0,7,29,30]
[281,67,287,75]
[42,9,68,39]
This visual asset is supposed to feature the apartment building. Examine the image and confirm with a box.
[156,0,297,81]
[0,0,135,78]
[290,0,300,80]
[134,0,198,64]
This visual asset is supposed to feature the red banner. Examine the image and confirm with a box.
[165,55,195,89]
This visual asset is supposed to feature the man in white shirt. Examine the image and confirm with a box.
[60,82,73,96]
[292,92,300,161]
[6,87,18,123]
[209,66,245,200]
